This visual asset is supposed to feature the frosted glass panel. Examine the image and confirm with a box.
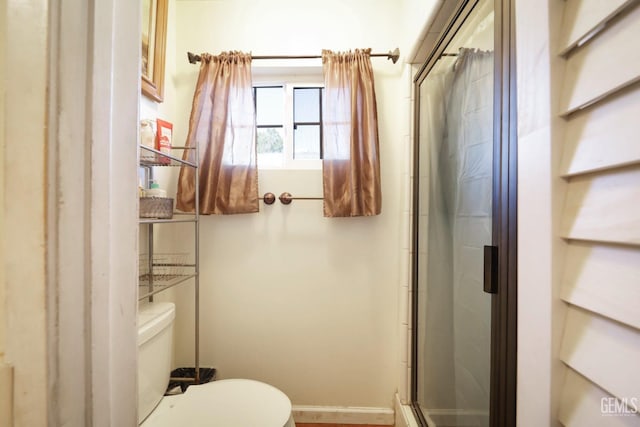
[294,88,321,123]
[414,1,494,426]
[294,125,321,159]
[256,86,284,126]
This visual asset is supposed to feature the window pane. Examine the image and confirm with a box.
[257,127,284,167]
[256,87,284,126]
[294,125,320,160]
[294,88,320,123]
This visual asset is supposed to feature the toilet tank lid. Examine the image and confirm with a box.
[138,302,175,345]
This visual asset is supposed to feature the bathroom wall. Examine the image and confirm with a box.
[139,0,178,247]
[400,0,441,55]
[514,2,565,424]
[163,0,412,409]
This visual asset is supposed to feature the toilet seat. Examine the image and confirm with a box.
[141,379,295,427]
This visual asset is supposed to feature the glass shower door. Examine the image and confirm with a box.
[414,1,494,426]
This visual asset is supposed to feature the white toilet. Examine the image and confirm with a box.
[138,302,296,426]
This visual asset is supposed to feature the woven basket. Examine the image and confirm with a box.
[140,197,174,219]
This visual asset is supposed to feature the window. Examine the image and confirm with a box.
[254,84,323,169]
[255,86,285,167]
[293,87,323,160]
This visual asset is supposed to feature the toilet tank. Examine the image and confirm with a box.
[138,302,175,425]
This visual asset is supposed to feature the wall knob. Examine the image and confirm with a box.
[279,192,293,205]
[262,192,276,205]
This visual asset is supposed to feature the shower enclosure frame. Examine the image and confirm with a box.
[409,0,517,426]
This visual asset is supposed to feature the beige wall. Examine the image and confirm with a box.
[162,0,410,410]
[515,0,567,425]
[401,0,441,56]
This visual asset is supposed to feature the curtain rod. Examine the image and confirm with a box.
[186,48,401,65]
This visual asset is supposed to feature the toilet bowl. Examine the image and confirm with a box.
[138,302,295,427]
[142,379,295,427]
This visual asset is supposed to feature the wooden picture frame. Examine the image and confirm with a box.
[141,0,167,103]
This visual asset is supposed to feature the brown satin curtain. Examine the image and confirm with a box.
[321,49,382,217]
[176,52,259,215]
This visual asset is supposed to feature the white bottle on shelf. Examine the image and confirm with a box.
[140,120,156,148]
[145,180,167,198]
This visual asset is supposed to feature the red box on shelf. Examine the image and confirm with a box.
[155,118,173,164]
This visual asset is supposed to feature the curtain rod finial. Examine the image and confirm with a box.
[389,48,400,64]
[187,52,201,64]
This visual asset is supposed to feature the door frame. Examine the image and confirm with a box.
[490,0,517,425]
[45,0,140,425]
[409,0,517,425]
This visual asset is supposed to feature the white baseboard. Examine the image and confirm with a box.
[292,405,394,425]
[394,393,420,427]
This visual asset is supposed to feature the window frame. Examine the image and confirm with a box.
[253,80,324,170]
[292,86,324,161]
[254,85,286,168]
